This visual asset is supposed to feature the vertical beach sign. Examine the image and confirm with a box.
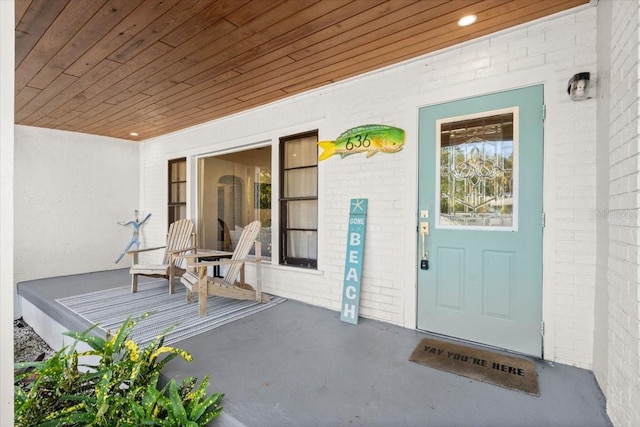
[340,198,368,324]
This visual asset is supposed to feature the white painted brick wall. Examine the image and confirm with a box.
[138,7,598,370]
[601,0,640,425]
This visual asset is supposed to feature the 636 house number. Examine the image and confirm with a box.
[345,134,371,150]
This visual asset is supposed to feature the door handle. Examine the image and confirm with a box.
[420,221,429,270]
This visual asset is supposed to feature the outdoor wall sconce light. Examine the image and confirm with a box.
[567,72,591,101]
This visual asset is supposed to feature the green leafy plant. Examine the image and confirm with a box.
[14,314,223,426]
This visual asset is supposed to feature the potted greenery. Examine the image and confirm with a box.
[14,313,223,426]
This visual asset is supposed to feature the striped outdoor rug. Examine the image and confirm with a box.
[56,280,285,347]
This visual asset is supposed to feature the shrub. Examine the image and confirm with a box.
[14,314,223,426]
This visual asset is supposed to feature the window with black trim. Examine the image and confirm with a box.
[280,131,318,268]
[168,158,186,225]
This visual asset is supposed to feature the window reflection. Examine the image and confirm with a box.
[198,147,271,257]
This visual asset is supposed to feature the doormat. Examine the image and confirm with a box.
[409,337,539,396]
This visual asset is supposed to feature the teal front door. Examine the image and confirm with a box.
[417,86,544,357]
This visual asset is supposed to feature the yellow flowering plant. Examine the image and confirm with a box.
[14,314,223,426]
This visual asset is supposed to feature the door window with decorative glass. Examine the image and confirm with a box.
[437,110,517,231]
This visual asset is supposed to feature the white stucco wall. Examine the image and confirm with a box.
[0,1,14,424]
[13,126,140,317]
[138,6,598,368]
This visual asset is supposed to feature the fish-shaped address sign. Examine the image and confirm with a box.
[318,124,405,161]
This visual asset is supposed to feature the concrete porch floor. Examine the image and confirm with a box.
[18,269,611,427]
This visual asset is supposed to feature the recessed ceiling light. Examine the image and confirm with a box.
[457,15,477,27]
[129,132,139,137]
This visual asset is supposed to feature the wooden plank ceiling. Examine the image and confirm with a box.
[15,0,589,141]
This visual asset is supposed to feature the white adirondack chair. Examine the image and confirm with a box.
[127,218,196,294]
[180,220,270,317]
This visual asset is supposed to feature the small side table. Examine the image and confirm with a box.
[197,250,233,277]
[181,249,233,278]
